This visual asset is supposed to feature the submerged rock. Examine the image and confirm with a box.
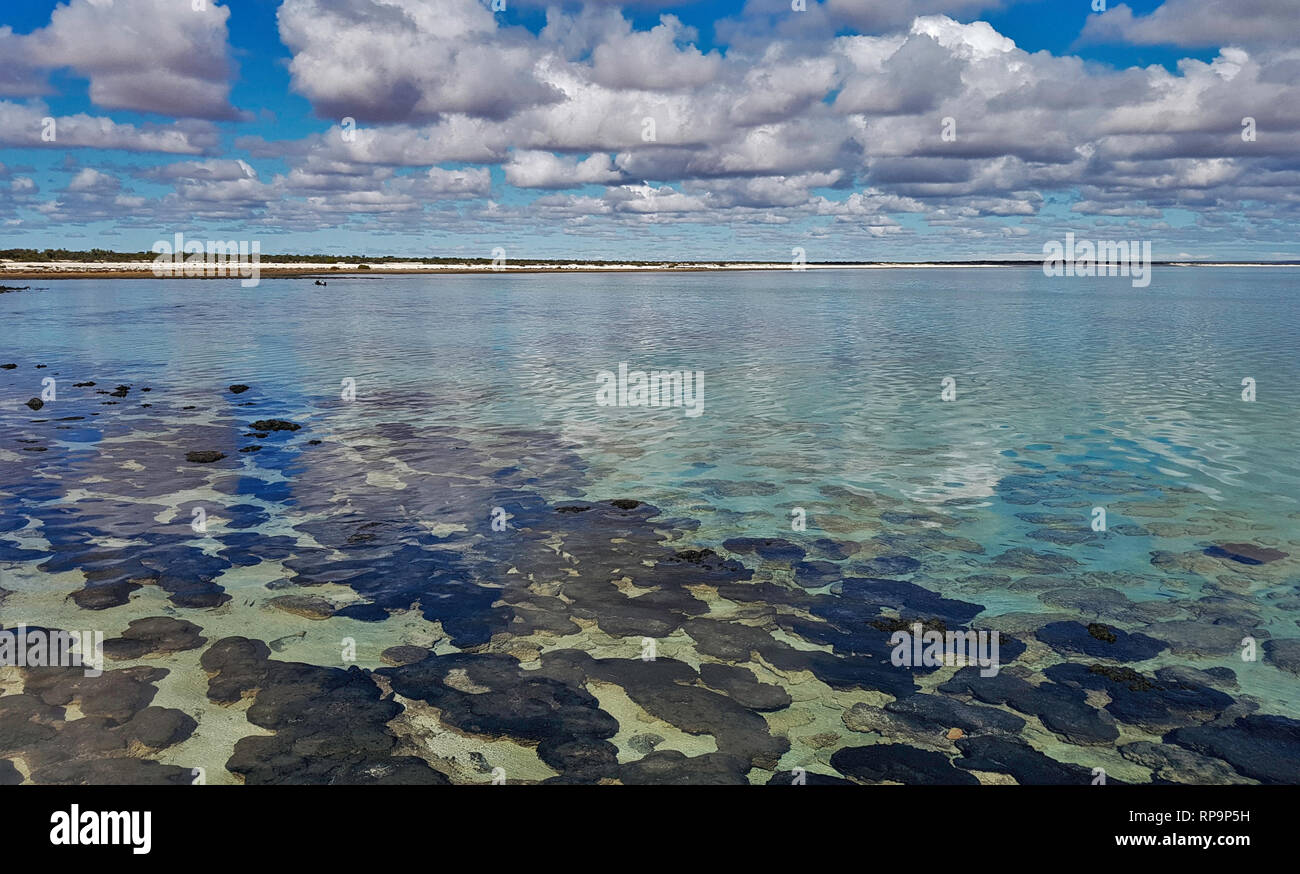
[1144,619,1262,657]
[103,617,206,660]
[1204,543,1288,565]
[1119,741,1255,785]
[886,693,1027,737]
[268,594,336,620]
[939,667,1119,745]
[698,663,792,711]
[722,536,807,563]
[954,736,1098,785]
[202,637,448,785]
[1167,715,1300,784]
[990,547,1079,573]
[380,645,430,666]
[249,419,300,432]
[858,555,921,576]
[1263,639,1300,675]
[1035,621,1166,661]
[620,750,750,785]
[185,450,226,463]
[831,744,980,785]
[1046,662,1234,733]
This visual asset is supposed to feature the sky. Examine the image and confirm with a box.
[0,0,1297,261]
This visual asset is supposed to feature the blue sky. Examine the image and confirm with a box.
[1,0,1297,260]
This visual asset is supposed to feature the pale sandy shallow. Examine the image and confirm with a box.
[2,260,1297,280]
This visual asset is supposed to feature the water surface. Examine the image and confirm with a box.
[1,268,1297,785]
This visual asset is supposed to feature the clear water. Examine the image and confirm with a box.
[2,267,1298,785]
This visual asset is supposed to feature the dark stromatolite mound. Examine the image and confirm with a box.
[1035,621,1166,661]
[1044,663,1234,734]
[380,645,430,666]
[953,736,1100,785]
[141,544,232,608]
[286,540,502,644]
[42,532,232,610]
[698,663,792,711]
[885,693,1027,737]
[687,616,922,697]
[547,651,790,770]
[722,536,807,563]
[228,384,250,394]
[831,744,980,785]
[25,398,43,411]
[620,750,751,785]
[0,645,197,785]
[185,450,226,463]
[1264,639,1300,675]
[858,555,922,576]
[1027,527,1096,546]
[1038,586,1178,623]
[657,546,753,578]
[1143,618,1265,656]
[382,650,620,780]
[939,666,1119,745]
[21,662,166,724]
[792,559,841,587]
[473,648,791,778]
[537,737,621,782]
[1204,542,1288,565]
[103,617,207,660]
[27,757,195,785]
[1118,741,1256,784]
[1155,664,1238,690]
[268,594,336,619]
[808,537,861,560]
[833,577,984,626]
[990,547,1079,573]
[249,418,300,432]
[201,637,447,785]
[1166,715,1300,784]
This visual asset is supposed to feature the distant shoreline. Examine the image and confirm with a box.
[3,260,1299,280]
